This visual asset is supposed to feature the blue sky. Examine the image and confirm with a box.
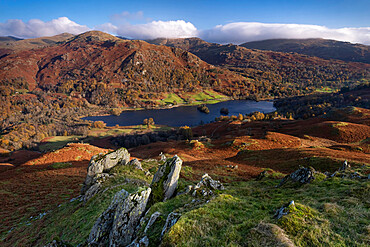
[0,0,369,44]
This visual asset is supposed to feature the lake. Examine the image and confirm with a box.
[84,100,276,127]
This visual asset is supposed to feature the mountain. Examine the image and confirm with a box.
[148,37,370,98]
[0,31,244,103]
[240,38,370,63]
[0,36,23,42]
[0,33,74,51]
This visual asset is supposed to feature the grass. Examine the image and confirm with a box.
[162,93,185,105]
[161,90,229,106]
[316,87,335,93]
[38,125,174,152]
[2,174,144,246]
[48,162,72,169]
[332,122,349,128]
[163,173,370,247]
[3,157,369,246]
[38,136,80,152]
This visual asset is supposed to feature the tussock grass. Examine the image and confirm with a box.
[4,160,369,247]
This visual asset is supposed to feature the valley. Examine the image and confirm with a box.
[0,30,369,246]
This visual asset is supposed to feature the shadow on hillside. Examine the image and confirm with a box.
[227,148,343,173]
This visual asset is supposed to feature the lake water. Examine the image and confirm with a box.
[84,100,276,127]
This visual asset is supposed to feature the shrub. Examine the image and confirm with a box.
[93,121,106,128]
[179,126,193,140]
[189,140,204,149]
[111,108,122,116]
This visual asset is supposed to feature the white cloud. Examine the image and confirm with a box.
[95,23,118,34]
[115,20,198,39]
[200,22,370,45]
[0,17,90,38]
[1,17,369,45]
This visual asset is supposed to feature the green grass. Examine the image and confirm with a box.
[48,162,72,169]
[4,157,369,247]
[316,87,335,93]
[38,125,174,152]
[163,174,370,247]
[204,89,227,99]
[163,93,185,105]
[38,136,80,152]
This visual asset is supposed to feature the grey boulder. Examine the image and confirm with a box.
[88,189,130,246]
[109,188,152,246]
[161,212,181,238]
[82,148,130,194]
[149,155,182,205]
[128,159,143,170]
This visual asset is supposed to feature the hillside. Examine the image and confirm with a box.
[0,33,74,52]
[0,107,369,246]
[148,37,370,98]
[241,38,370,64]
[0,36,23,42]
[0,31,245,151]
[0,31,243,97]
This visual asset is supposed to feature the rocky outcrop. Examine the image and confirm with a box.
[339,160,350,171]
[325,160,368,180]
[161,212,182,238]
[88,188,151,247]
[256,170,267,180]
[128,211,162,247]
[274,201,295,220]
[81,148,130,195]
[83,182,102,202]
[278,167,315,187]
[149,155,182,205]
[88,189,129,246]
[128,159,143,170]
[186,173,225,197]
[109,188,152,246]
[144,211,161,234]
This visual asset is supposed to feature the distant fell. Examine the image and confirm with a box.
[0,33,74,51]
[0,36,23,42]
[240,38,370,63]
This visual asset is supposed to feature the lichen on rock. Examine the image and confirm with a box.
[88,187,151,247]
[278,167,316,187]
[148,155,182,205]
[161,212,182,238]
[81,147,130,195]
[109,187,152,246]
[186,173,225,197]
[88,189,130,246]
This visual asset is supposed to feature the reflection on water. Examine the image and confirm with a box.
[83,100,276,127]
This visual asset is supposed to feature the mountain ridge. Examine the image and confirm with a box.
[241,38,370,63]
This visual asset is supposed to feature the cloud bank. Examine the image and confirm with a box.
[0,17,90,38]
[114,20,198,39]
[200,22,370,45]
[1,17,369,45]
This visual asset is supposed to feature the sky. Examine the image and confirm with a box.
[0,0,369,44]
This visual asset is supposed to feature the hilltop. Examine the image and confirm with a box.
[241,38,370,64]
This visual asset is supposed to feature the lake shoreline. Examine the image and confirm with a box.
[83,100,276,127]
